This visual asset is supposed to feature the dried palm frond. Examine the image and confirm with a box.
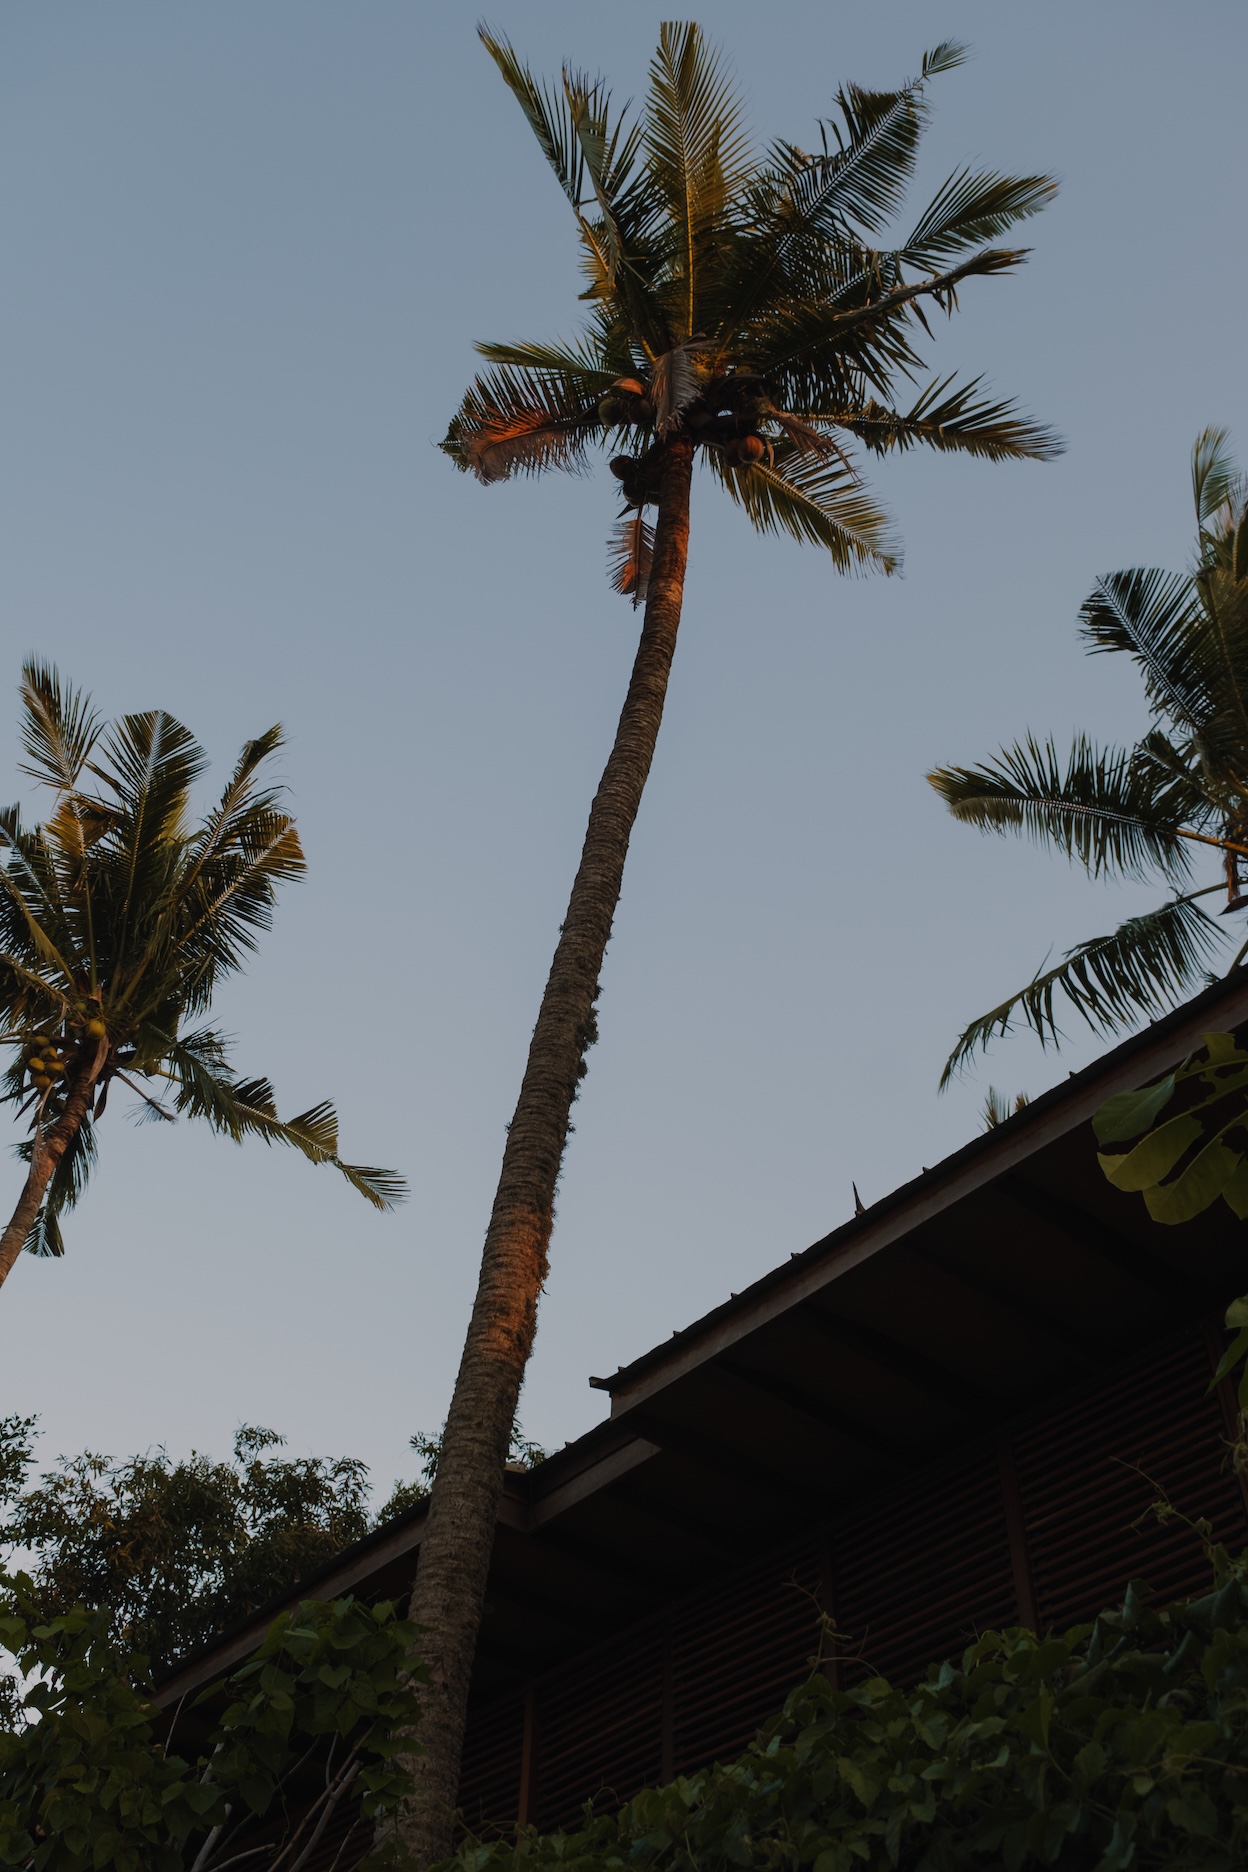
[649,342,708,435]
[770,411,853,469]
[443,368,597,484]
[607,512,654,605]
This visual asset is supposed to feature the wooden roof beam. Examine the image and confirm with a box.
[625,1409,831,1513]
[796,1304,1009,1421]
[713,1357,917,1471]
[995,1173,1218,1307]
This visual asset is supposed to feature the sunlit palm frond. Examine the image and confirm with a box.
[928,735,1197,884]
[442,367,599,484]
[18,662,102,797]
[847,374,1061,462]
[607,512,654,605]
[900,168,1057,267]
[709,443,897,573]
[643,23,753,341]
[940,892,1225,1085]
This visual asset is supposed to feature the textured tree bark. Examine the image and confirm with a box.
[394,438,694,1865]
[0,1044,105,1289]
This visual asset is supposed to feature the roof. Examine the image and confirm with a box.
[156,970,1248,1711]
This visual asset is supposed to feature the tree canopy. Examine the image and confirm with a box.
[444,27,1059,593]
[0,661,404,1280]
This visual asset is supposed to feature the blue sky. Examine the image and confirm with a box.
[1,0,1245,1495]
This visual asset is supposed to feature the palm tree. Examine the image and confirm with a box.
[408,25,1057,1859]
[0,661,404,1291]
[931,429,1248,1083]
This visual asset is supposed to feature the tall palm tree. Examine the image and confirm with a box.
[408,25,1057,1858]
[931,430,1248,1083]
[0,661,404,1290]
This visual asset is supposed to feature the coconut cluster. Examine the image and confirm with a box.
[25,1035,69,1095]
[22,1012,108,1096]
[598,370,775,502]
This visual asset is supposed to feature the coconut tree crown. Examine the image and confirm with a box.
[931,430,1248,1082]
[0,662,405,1259]
[443,23,1060,597]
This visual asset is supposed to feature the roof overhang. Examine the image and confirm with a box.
[157,972,1248,1711]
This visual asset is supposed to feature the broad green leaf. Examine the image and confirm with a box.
[1202,1031,1247,1065]
[1092,1074,1176,1144]
[1223,1163,1248,1220]
[1097,1112,1202,1191]
[1211,1325,1248,1387]
[1144,1138,1240,1223]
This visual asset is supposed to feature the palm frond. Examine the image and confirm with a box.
[901,169,1057,266]
[442,367,599,484]
[768,412,849,463]
[1131,730,1216,829]
[479,32,660,331]
[941,892,1224,1084]
[643,22,752,340]
[649,342,705,434]
[19,1115,98,1257]
[1192,427,1243,531]
[745,249,1030,408]
[785,75,928,239]
[475,337,618,384]
[173,814,305,993]
[562,70,654,318]
[846,374,1062,462]
[928,735,1196,884]
[174,725,288,901]
[161,1042,405,1210]
[18,662,102,795]
[607,512,654,605]
[479,30,592,214]
[1079,568,1210,731]
[709,443,897,572]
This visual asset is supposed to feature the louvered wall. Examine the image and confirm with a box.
[457,1324,1248,1836]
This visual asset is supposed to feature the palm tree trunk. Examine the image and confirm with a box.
[0,1050,103,1289]
[396,436,695,1865]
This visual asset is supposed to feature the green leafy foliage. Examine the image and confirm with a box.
[448,1552,1248,1872]
[445,25,1057,587]
[0,661,405,1267]
[1091,1032,1248,1226]
[0,1578,423,1872]
[0,1418,545,1676]
[931,432,1248,1083]
[1091,1032,1248,1411]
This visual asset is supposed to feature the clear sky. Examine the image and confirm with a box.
[1,1,1245,1498]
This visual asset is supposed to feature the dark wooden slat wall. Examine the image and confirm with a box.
[458,1324,1248,1837]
